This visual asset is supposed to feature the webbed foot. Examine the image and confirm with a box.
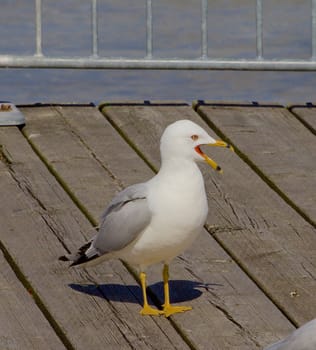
[140,305,163,316]
[162,304,192,317]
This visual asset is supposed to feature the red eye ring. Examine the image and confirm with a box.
[191,134,199,141]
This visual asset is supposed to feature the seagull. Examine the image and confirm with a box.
[264,318,316,350]
[60,119,233,317]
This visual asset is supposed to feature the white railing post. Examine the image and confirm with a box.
[312,0,316,59]
[146,0,153,59]
[91,0,98,57]
[201,0,208,59]
[256,0,263,59]
[35,0,43,57]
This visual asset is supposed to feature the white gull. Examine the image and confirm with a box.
[60,119,233,317]
[264,318,316,350]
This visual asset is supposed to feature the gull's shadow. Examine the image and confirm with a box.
[70,280,222,306]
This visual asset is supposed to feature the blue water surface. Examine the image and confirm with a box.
[0,0,315,105]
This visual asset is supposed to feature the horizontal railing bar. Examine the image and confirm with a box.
[1,55,316,71]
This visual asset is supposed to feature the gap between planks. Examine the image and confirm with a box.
[0,239,75,350]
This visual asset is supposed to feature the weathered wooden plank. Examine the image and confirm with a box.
[196,103,316,225]
[0,250,65,349]
[290,105,316,134]
[20,105,296,349]
[100,102,316,327]
[0,126,190,350]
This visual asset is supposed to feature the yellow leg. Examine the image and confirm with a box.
[139,272,163,316]
[162,264,192,317]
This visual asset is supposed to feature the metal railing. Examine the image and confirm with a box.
[1,0,316,71]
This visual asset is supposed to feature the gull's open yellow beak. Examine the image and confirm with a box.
[200,140,234,173]
[210,140,234,151]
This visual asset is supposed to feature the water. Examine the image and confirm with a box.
[0,0,315,105]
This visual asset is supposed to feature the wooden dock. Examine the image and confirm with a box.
[0,101,315,350]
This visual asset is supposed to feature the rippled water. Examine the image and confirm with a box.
[0,0,315,104]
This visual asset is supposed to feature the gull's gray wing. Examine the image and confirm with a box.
[59,183,151,266]
[93,183,151,254]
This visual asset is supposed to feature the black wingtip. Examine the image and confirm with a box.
[59,240,98,267]
[58,253,96,266]
[59,255,69,262]
[70,254,99,267]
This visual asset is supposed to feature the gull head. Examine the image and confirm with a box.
[160,120,234,173]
